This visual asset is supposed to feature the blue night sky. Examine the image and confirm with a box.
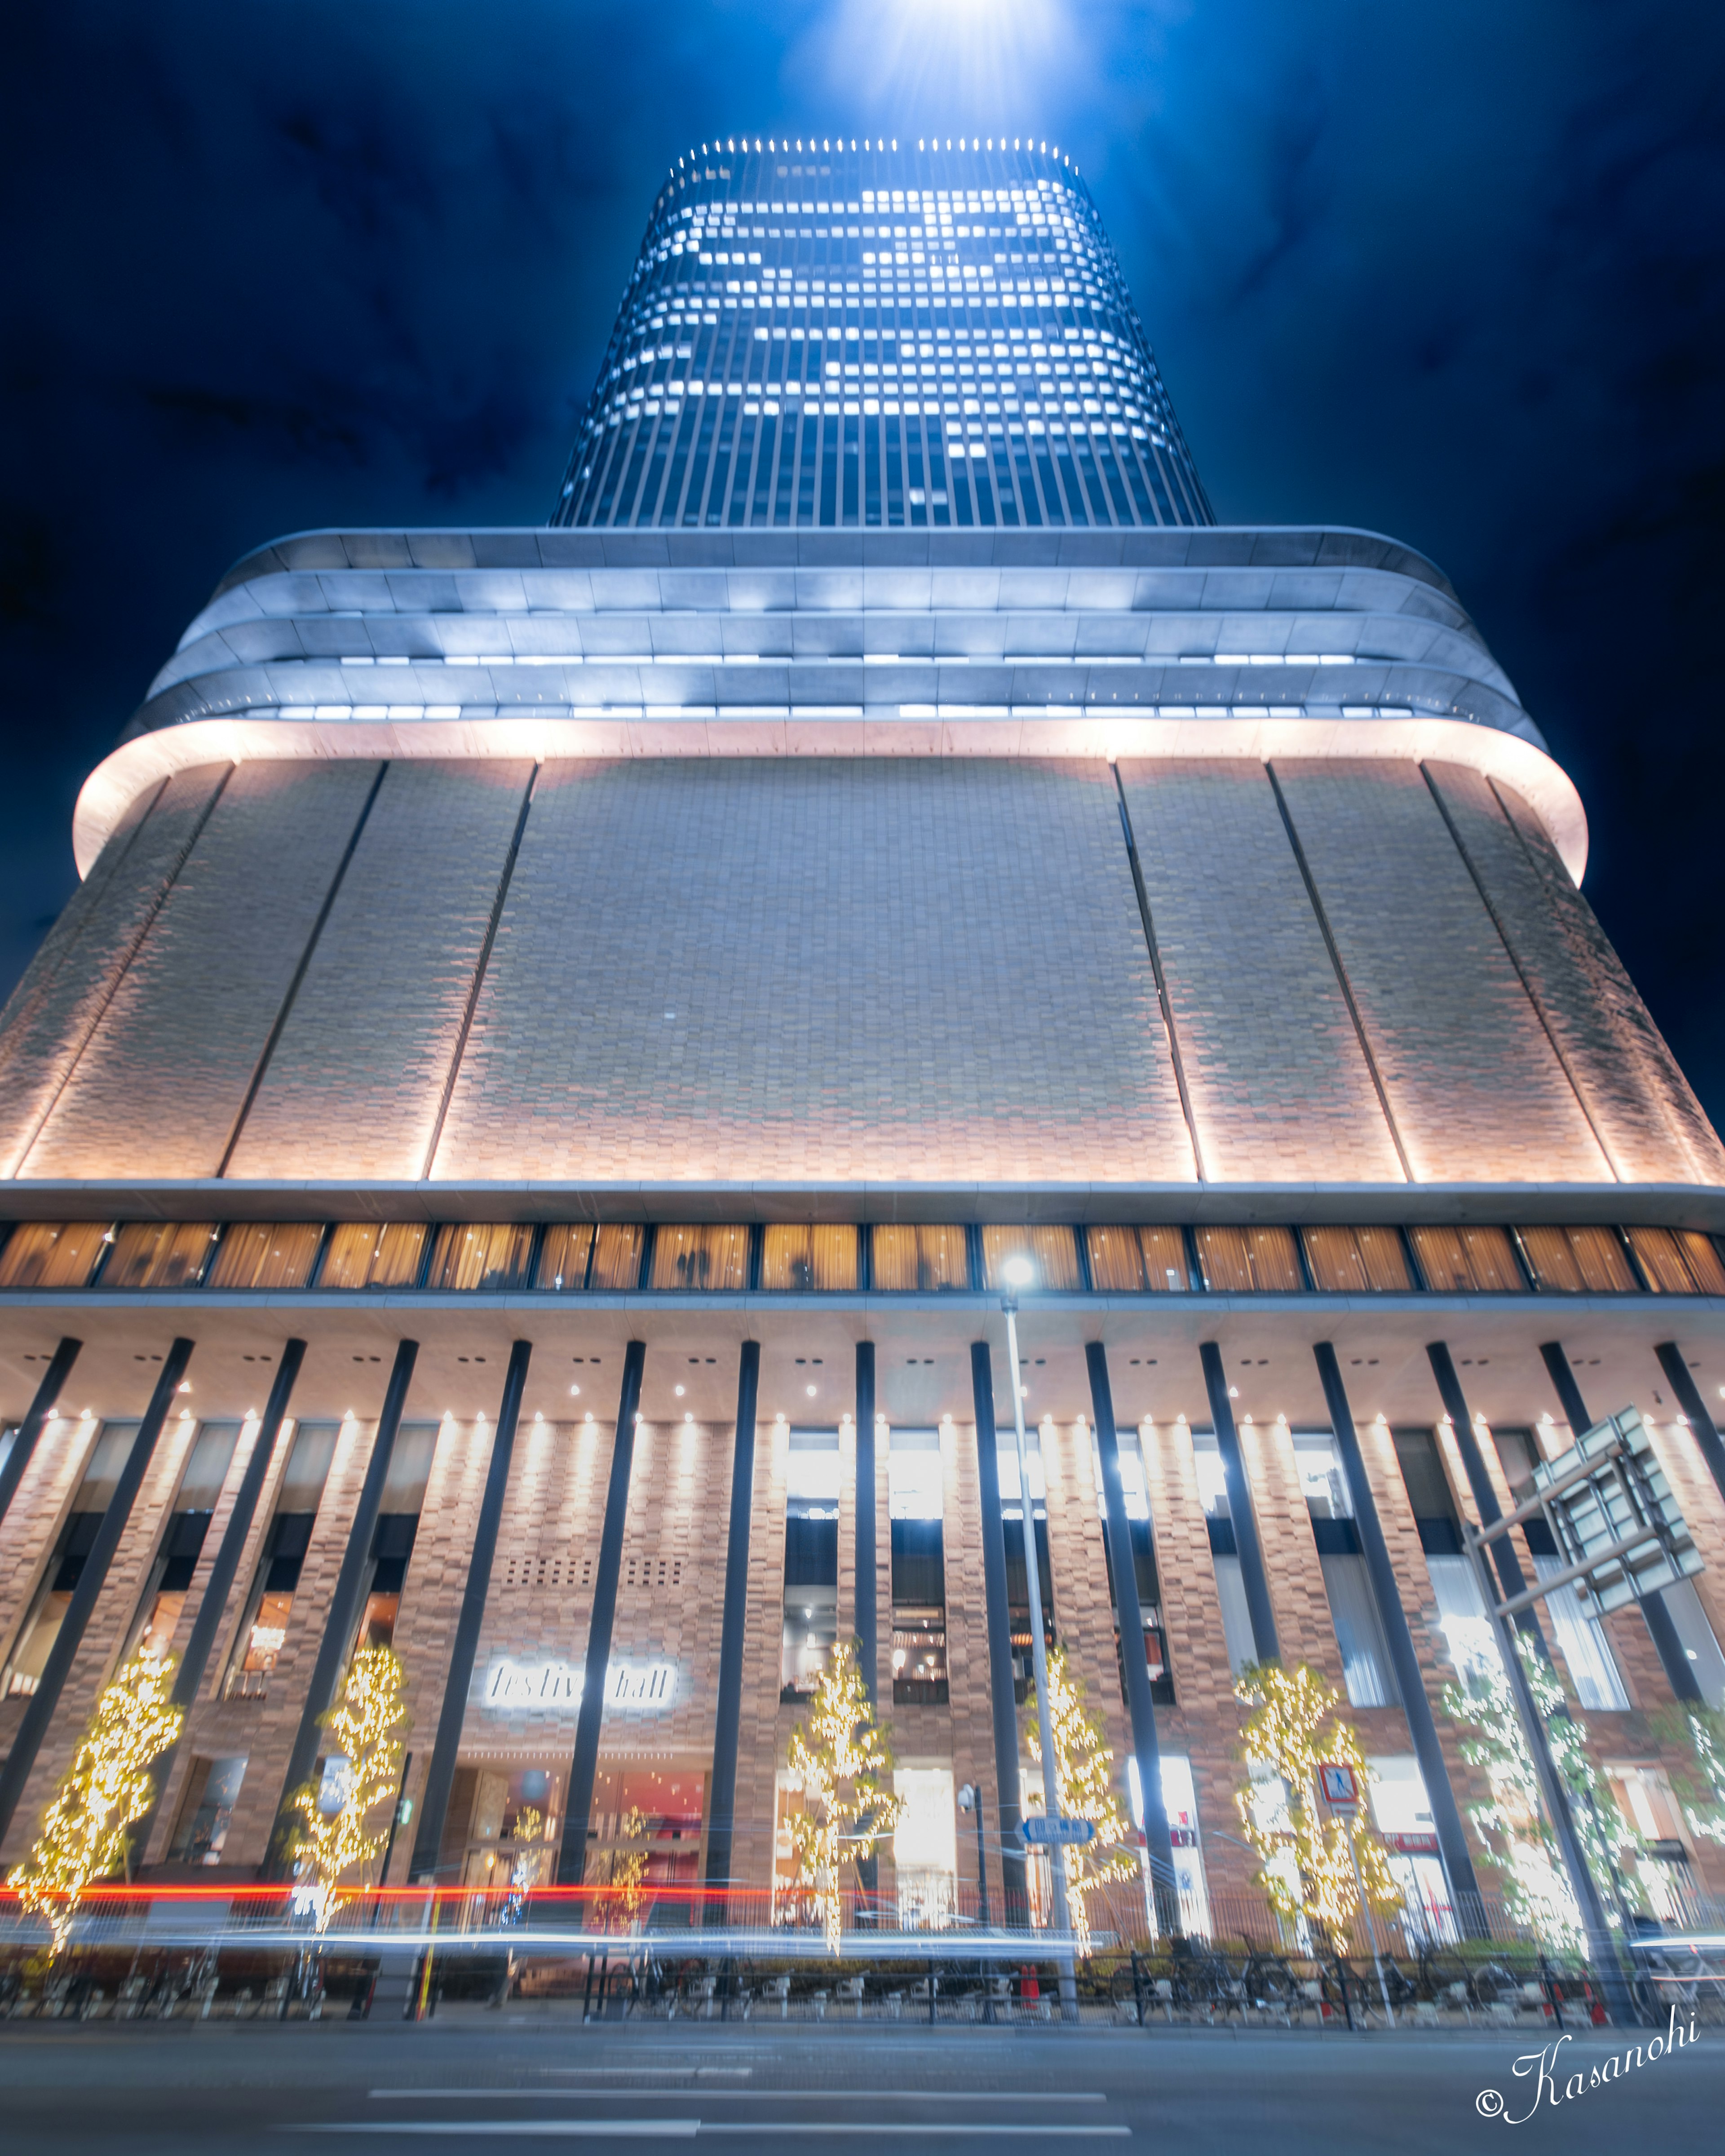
[4,2,1723,1115]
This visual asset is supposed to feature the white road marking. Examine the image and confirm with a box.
[370,2090,1106,2104]
[292,2127,1127,2141]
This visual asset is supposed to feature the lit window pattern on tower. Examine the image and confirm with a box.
[551,136,1212,531]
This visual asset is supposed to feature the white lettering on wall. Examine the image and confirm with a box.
[482,1656,677,1713]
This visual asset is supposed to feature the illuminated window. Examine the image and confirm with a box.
[1301,1226,1412,1293]
[425,1222,537,1292]
[1193,1225,1304,1294]
[207,1222,323,1291]
[2,1421,129,1697]
[320,1222,429,1291]
[871,1224,969,1293]
[102,1221,218,1290]
[650,1223,750,1291]
[0,1221,111,1289]
[224,1421,339,1701]
[780,1427,840,1699]
[1407,1224,1524,1294]
[761,1223,858,1292]
[1084,1225,1189,1293]
[1516,1225,1637,1294]
[979,1224,1080,1292]
[1625,1226,1725,1295]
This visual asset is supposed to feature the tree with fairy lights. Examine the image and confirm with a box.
[607,1805,650,1931]
[1234,1661,1401,1940]
[785,1638,903,1954]
[1443,1631,1644,1945]
[288,1644,409,1932]
[7,1649,185,1957]
[1652,1702,1725,1850]
[1023,1645,1137,1959]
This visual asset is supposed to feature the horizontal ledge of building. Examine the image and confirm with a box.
[0,1287,1714,1316]
[2,1181,1719,1229]
[74,709,1581,879]
[208,524,1463,603]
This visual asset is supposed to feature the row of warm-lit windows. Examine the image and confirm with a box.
[0,1218,1720,1299]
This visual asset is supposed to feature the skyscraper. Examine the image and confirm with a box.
[0,134,1720,1950]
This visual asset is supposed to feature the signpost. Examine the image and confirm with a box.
[1021,1816,1096,1849]
[1317,1762,1394,2028]
[1461,1405,1705,2027]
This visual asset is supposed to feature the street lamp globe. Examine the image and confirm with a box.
[1002,1255,1034,1287]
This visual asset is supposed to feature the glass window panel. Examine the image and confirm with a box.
[276,1421,339,1513]
[1517,1226,1587,1292]
[1534,1556,1629,1710]
[175,1423,240,1512]
[0,1223,112,1289]
[1626,1227,1697,1294]
[1084,1226,1145,1292]
[102,1220,218,1290]
[1137,1225,1190,1292]
[380,1424,439,1513]
[589,1222,645,1290]
[1407,1224,1524,1293]
[980,1224,1080,1292]
[1211,1553,1256,1675]
[1194,1225,1303,1293]
[536,1223,596,1291]
[321,1222,429,1290]
[206,1222,323,1291]
[1301,1225,1411,1293]
[1564,1226,1637,1293]
[1676,1230,1725,1295]
[1319,1551,1400,1708]
[871,1224,969,1292]
[1294,1432,1353,1519]
[427,1222,537,1291]
[650,1224,749,1291]
[888,1427,943,1520]
[761,1223,858,1291]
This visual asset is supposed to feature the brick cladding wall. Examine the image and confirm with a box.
[0,751,1717,1187]
[432,756,1194,1185]
[1435,763,1725,1185]
[22,761,383,1180]
[12,1379,1722,1901]
[1272,758,1610,1183]
[0,764,230,1178]
[228,760,536,1182]
[1117,759,1402,1182]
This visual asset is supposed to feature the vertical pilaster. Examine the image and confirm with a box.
[969,1340,1027,1926]
[556,1339,646,1886]
[1427,1341,1550,1655]
[854,1341,877,1704]
[0,1339,194,1847]
[1655,1343,1725,1506]
[0,1337,82,1533]
[1314,1343,1480,1903]
[1199,1342,1278,1662]
[267,1337,418,1871]
[704,1340,759,1918]
[1085,1342,1177,1928]
[410,1338,533,1880]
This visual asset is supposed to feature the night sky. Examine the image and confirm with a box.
[5,2,1723,1125]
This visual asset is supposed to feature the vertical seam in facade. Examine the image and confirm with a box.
[1422,762,1621,1183]
[1263,760,1414,1184]
[13,765,234,1180]
[1110,763,1207,1183]
[421,761,542,1182]
[215,761,391,1179]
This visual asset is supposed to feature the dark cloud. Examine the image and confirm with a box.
[2,0,1724,1122]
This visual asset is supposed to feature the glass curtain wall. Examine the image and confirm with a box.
[889,1427,947,1704]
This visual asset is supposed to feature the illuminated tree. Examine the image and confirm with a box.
[7,1649,185,1956]
[1653,1704,1725,1848]
[288,1644,409,1932]
[1234,1661,1400,1939]
[1442,1633,1644,1946]
[1023,1646,1136,1958]
[607,1805,650,1931]
[785,1638,903,1953]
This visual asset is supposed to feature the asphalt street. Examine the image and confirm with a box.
[1,2018,1719,2153]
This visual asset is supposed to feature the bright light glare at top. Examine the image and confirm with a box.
[1003,1255,1035,1286]
[817,0,1075,122]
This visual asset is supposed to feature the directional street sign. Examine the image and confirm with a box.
[1021,1816,1096,1847]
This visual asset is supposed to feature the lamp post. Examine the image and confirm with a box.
[957,1782,990,1929]
[1000,1256,1077,2016]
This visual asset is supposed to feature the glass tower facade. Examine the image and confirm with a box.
[552,135,1212,530]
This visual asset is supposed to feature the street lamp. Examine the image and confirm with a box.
[1000,1254,1077,2015]
[956,1782,990,1929]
